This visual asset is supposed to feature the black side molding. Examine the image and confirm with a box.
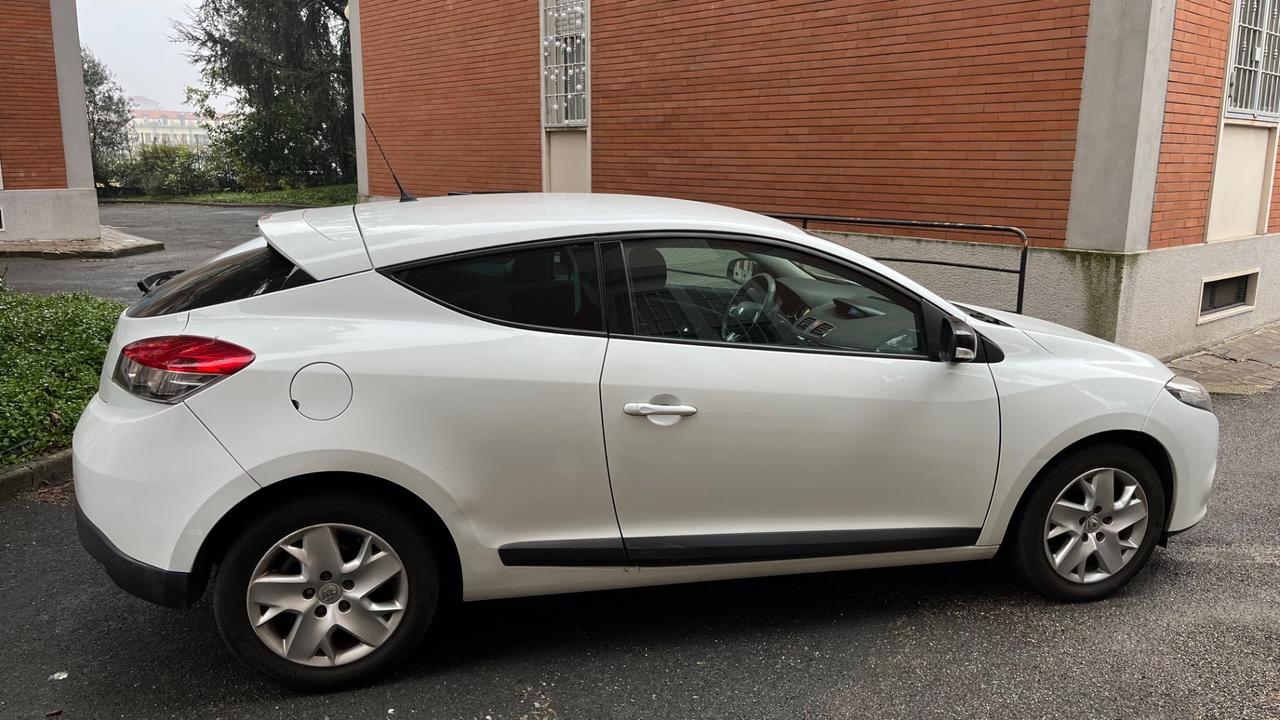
[76,502,197,608]
[498,537,630,567]
[499,528,980,568]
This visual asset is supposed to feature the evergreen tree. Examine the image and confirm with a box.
[176,0,353,189]
[82,47,133,186]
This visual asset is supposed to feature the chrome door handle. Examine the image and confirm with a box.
[623,402,698,417]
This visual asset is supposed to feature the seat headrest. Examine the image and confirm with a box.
[627,246,667,293]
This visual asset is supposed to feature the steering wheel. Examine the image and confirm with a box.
[720,273,777,342]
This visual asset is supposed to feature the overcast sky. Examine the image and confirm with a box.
[76,0,220,111]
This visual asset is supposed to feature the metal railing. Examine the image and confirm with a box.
[768,213,1030,314]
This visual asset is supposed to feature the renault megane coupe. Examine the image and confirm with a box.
[74,193,1217,688]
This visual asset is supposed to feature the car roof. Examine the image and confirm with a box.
[260,192,965,319]
[351,192,813,267]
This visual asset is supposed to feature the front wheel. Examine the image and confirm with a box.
[211,492,439,689]
[1010,445,1166,602]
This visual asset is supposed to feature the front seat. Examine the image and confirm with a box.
[625,246,715,339]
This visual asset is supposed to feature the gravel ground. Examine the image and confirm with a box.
[0,203,289,301]
[0,391,1276,719]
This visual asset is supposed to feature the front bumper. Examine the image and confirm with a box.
[76,501,196,608]
[1143,387,1219,533]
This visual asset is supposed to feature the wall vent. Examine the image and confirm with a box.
[1200,271,1258,317]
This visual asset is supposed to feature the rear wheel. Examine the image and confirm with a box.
[1010,444,1166,602]
[212,492,438,689]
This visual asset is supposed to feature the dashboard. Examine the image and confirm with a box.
[772,277,921,354]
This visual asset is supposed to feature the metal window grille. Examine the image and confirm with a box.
[1229,0,1280,118]
[542,0,588,128]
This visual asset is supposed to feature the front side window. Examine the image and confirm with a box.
[615,237,924,356]
[1229,0,1280,119]
[392,243,603,332]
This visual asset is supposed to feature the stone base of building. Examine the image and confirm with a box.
[0,188,101,243]
[818,230,1280,360]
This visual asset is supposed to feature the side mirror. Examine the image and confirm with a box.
[727,258,758,284]
[938,316,978,363]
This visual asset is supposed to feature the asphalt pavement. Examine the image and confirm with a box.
[0,390,1277,719]
[0,203,289,301]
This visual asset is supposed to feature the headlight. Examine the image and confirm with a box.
[1165,376,1213,413]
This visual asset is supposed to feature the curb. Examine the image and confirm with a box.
[0,449,73,501]
[100,199,315,209]
[0,242,164,259]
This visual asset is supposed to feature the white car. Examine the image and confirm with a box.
[74,193,1217,688]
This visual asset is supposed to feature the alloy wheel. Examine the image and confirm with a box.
[245,523,409,667]
[1042,468,1149,584]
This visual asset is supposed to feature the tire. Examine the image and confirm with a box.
[212,491,439,690]
[1009,444,1166,602]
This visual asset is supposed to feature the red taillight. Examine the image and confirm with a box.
[114,336,255,403]
[121,336,256,375]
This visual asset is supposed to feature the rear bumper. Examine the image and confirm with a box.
[76,501,196,608]
[73,393,260,574]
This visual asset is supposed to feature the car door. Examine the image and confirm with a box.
[597,235,1001,564]
[381,240,625,559]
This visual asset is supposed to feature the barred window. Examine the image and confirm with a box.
[1228,0,1280,119]
[542,0,588,128]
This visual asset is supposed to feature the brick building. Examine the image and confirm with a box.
[350,0,1280,358]
[0,0,98,244]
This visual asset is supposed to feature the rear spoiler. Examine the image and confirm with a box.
[257,206,370,281]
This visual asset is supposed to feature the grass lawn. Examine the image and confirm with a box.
[0,285,123,468]
[120,183,357,208]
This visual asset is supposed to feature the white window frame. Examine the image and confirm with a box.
[1227,0,1280,121]
[540,0,588,129]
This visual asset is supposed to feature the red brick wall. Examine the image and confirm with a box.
[360,0,542,198]
[1271,140,1280,230]
[591,0,1091,247]
[1149,0,1232,250]
[0,0,66,190]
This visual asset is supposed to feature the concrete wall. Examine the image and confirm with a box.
[814,230,1126,342]
[1065,0,1175,252]
[816,228,1277,359]
[0,188,100,242]
[50,0,93,190]
[1117,233,1280,357]
[349,0,370,198]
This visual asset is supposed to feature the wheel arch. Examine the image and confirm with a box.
[999,429,1174,547]
[189,471,464,606]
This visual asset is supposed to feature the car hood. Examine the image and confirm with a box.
[959,304,1174,383]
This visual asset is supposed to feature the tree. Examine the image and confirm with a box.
[175,0,353,190]
[81,47,133,186]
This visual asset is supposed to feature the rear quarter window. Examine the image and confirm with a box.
[127,243,315,318]
[390,243,603,332]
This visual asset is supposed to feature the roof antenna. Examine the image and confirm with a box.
[362,112,415,203]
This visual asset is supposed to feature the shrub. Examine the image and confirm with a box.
[0,286,124,467]
[117,144,219,197]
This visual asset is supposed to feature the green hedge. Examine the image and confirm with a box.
[0,285,124,467]
[129,183,358,207]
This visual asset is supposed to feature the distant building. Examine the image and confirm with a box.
[128,97,219,151]
[0,0,99,243]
